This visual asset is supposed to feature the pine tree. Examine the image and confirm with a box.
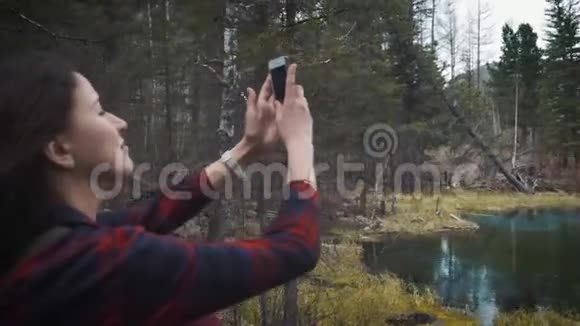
[488,24,519,129]
[516,23,543,145]
[541,0,580,155]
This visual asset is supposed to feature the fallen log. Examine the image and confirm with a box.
[436,86,533,194]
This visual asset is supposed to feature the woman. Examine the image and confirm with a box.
[0,51,319,325]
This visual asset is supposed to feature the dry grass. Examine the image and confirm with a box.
[233,191,580,325]
[238,242,477,325]
[349,190,580,236]
[495,309,580,325]
[444,190,580,213]
[236,241,580,326]
[311,191,580,325]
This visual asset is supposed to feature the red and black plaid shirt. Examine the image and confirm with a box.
[0,169,320,325]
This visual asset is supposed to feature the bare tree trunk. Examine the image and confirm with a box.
[431,0,437,53]
[476,0,492,90]
[440,0,458,80]
[190,58,201,159]
[144,0,156,164]
[451,20,456,81]
[512,74,519,170]
[162,0,175,164]
[464,9,475,90]
[208,0,239,240]
[575,152,580,194]
[476,0,481,89]
[491,100,500,136]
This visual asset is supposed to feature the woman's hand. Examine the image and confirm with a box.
[207,63,315,192]
[205,74,281,191]
[274,64,316,187]
[240,74,280,157]
[274,64,313,150]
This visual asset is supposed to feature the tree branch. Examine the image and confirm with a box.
[282,8,348,28]
[183,54,228,87]
[197,63,228,87]
[4,5,104,44]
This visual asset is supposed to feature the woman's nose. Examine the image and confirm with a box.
[109,113,128,131]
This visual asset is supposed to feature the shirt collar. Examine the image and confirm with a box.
[45,204,98,227]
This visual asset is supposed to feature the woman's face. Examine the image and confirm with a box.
[51,72,134,183]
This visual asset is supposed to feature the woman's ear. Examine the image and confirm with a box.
[43,135,75,169]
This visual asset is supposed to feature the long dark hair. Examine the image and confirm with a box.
[0,51,77,271]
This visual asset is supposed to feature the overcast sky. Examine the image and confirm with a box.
[444,0,548,66]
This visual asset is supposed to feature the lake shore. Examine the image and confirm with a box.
[325,190,580,242]
[239,240,580,325]
[227,190,580,325]
[308,190,580,325]
[240,241,479,325]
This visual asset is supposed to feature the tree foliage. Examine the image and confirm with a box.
[540,0,580,153]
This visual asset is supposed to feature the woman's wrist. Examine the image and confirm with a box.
[203,138,256,194]
[285,138,313,154]
[230,138,257,167]
[286,140,314,183]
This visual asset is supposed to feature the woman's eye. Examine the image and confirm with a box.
[98,110,107,116]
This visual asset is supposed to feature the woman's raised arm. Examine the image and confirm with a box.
[95,139,255,234]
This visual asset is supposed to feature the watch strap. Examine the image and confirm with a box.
[220,150,247,180]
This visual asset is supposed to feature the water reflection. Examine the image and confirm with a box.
[362,209,580,325]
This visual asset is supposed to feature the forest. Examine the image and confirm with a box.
[1,0,580,325]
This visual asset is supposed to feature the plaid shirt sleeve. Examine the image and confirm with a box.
[0,179,320,325]
[96,170,214,234]
[107,180,321,324]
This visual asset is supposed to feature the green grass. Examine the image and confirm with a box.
[238,242,478,325]
[348,190,580,236]
[446,190,580,213]
[495,309,580,325]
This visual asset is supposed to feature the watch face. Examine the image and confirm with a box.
[221,150,232,161]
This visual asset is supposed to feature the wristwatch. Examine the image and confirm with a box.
[220,150,247,180]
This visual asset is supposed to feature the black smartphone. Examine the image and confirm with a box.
[268,56,289,102]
